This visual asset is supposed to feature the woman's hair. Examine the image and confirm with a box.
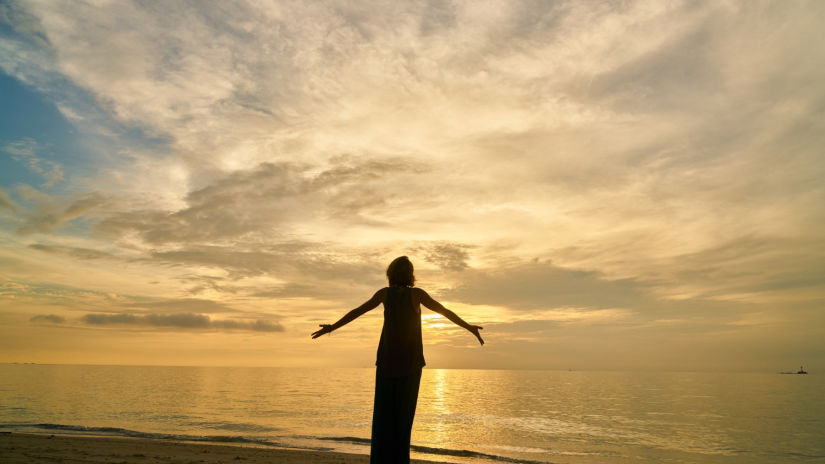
[386,256,415,287]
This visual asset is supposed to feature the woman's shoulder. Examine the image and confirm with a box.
[372,287,389,300]
[381,286,430,295]
[383,286,428,296]
[410,287,432,302]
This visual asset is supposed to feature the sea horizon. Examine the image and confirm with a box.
[1,361,814,375]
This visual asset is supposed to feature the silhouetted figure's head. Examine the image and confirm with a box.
[387,256,415,287]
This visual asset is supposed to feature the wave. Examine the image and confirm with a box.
[318,436,556,464]
[2,423,556,464]
[0,423,284,447]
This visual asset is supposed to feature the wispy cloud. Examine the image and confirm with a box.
[2,138,63,187]
[15,188,106,235]
[418,242,472,272]
[28,243,118,260]
[0,187,18,212]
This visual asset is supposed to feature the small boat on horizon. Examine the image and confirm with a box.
[779,365,808,374]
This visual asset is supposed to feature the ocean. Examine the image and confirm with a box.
[0,364,822,463]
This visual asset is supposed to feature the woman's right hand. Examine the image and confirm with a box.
[311,324,333,339]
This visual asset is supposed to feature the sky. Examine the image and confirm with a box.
[0,0,823,371]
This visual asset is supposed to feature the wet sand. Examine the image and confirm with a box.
[0,432,443,464]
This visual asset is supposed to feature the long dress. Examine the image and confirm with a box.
[370,285,426,463]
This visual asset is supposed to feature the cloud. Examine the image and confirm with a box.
[95,157,427,246]
[124,298,237,315]
[16,188,107,235]
[2,139,38,157]
[2,138,64,187]
[0,2,51,49]
[653,234,825,303]
[0,279,250,320]
[29,313,65,324]
[0,187,18,212]
[444,259,649,311]
[29,243,117,260]
[418,242,471,271]
[152,243,387,302]
[0,2,56,83]
[81,312,283,332]
[585,12,725,114]
[211,318,283,332]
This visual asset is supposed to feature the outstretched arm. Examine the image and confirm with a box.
[418,289,484,345]
[311,289,384,339]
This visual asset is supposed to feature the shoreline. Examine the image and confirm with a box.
[0,432,444,464]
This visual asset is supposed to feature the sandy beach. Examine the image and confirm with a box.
[0,432,443,464]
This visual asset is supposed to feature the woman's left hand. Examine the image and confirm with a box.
[469,325,484,345]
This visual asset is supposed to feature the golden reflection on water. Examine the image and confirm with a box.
[430,369,450,414]
[417,368,451,446]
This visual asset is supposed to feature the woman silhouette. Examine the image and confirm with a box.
[312,256,484,463]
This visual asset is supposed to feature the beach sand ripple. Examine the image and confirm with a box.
[0,432,442,464]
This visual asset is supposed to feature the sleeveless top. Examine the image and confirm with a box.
[375,286,426,377]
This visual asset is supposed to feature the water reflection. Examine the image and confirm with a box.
[2,365,823,464]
